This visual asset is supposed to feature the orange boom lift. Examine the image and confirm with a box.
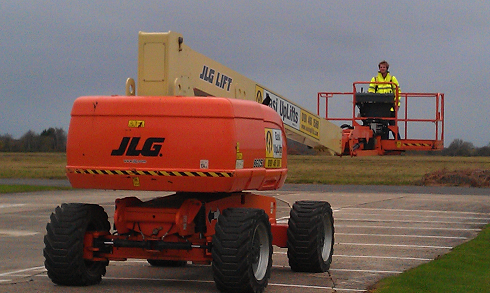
[43,32,336,293]
[44,31,443,292]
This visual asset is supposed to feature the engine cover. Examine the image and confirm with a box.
[66,96,287,192]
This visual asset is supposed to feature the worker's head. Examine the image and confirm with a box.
[378,60,389,74]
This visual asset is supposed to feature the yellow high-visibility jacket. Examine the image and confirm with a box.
[368,72,401,108]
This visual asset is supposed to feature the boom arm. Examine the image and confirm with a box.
[129,31,342,154]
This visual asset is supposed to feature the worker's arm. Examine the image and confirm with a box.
[392,76,401,107]
[368,77,376,93]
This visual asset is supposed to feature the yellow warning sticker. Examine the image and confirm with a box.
[255,85,264,103]
[128,120,145,128]
[299,111,320,140]
[265,158,282,168]
[265,128,283,169]
[132,177,140,186]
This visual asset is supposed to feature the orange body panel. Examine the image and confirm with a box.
[66,96,287,192]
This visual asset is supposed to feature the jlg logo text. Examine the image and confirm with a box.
[111,137,165,156]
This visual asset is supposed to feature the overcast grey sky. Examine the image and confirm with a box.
[1,0,489,146]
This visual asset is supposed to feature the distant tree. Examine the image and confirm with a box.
[474,143,490,157]
[39,128,67,152]
[40,128,55,137]
[0,128,67,152]
[40,128,54,152]
[20,130,39,152]
[54,128,67,151]
[442,139,475,156]
[0,134,15,151]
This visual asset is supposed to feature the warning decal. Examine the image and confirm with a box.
[255,85,263,103]
[128,120,145,128]
[300,111,320,139]
[69,168,233,178]
[265,128,283,168]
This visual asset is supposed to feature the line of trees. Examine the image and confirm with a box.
[0,128,488,156]
[0,128,66,152]
[436,139,490,157]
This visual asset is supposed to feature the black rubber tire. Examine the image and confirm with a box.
[44,203,110,286]
[212,208,273,293]
[147,259,187,267]
[287,201,334,272]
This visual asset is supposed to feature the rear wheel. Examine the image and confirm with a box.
[44,203,110,286]
[287,201,334,272]
[212,208,272,293]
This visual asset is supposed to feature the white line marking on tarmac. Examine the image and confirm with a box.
[330,268,402,274]
[26,264,369,292]
[88,276,366,292]
[338,218,488,225]
[0,266,45,277]
[0,204,26,209]
[336,232,468,239]
[274,251,431,261]
[268,281,365,292]
[103,276,214,283]
[337,207,490,216]
[336,212,490,221]
[339,242,452,249]
[335,224,482,231]
[334,254,432,261]
[124,259,149,263]
[0,230,39,237]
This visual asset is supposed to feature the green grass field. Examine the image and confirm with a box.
[0,152,67,179]
[0,184,71,193]
[369,224,490,293]
[2,152,490,185]
[287,155,490,185]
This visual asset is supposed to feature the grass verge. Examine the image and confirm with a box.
[0,185,71,194]
[287,155,490,185]
[0,152,66,179]
[369,224,490,293]
[2,152,490,186]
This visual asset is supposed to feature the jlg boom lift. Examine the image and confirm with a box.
[43,31,443,293]
[43,31,337,293]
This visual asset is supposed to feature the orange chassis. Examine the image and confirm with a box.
[83,192,288,263]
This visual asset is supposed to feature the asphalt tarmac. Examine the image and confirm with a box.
[0,181,489,292]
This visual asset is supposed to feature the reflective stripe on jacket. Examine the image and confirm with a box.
[368,72,401,107]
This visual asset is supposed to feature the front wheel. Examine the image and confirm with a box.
[287,201,334,272]
[44,203,110,286]
[212,208,273,293]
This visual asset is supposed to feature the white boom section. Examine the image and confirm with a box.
[130,31,342,154]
